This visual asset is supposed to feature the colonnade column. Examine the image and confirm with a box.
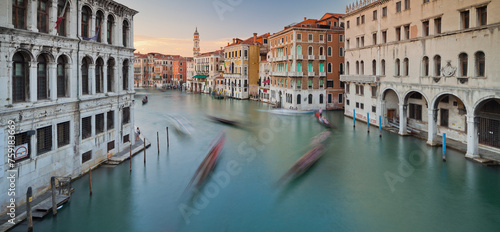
[398,103,407,135]
[465,113,479,158]
[427,108,438,145]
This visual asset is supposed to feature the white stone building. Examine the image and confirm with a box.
[0,0,137,214]
[341,0,500,159]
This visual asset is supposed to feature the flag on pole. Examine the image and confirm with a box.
[83,29,100,41]
[55,0,69,29]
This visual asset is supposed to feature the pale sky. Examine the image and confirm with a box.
[118,0,352,57]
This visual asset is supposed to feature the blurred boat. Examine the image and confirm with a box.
[279,144,325,184]
[185,132,226,192]
[310,130,331,146]
[142,96,148,104]
[166,115,194,135]
[315,112,334,128]
[207,115,241,127]
[259,109,315,115]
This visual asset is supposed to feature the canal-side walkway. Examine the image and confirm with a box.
[0,130,151,231]
[385,126,500,165]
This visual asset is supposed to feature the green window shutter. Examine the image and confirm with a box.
[297,63,302,72]
[297,46,302,55]
[308,63,313,72]
[297,80,301,87]
[320,63,324,72]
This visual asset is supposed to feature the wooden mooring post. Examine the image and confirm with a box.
[27,187,33,232]
[166,127,170,147]
[367,113,370,133]
[51,177,57,216]
[157,131,160,155]
[89,169,93,195]
[379,116,382,138]
[144,138,147,164]
[130,144,132,172]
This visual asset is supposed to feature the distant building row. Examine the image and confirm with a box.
[187,13,347,111]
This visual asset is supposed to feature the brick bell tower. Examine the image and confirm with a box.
[193,27,200,57]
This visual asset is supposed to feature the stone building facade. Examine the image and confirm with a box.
[0,0,137,214]
[341,0,500,159]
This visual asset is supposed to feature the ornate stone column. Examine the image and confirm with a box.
[48,63,57,100]
[89,64,96,95]
[29,61,38,103]
[103,62,108,93]
[49,0,58,35]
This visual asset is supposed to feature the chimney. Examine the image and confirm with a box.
[253,33,257,45]
[304,17,307,21]
[233,38,236,44]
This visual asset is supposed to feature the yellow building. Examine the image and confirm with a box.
[223,33,269,99]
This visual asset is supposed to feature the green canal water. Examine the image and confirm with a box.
[12,89,500,232]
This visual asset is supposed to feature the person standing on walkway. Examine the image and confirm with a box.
[136,127,141,141]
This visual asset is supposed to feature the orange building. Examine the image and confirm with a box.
[268,13,344,110]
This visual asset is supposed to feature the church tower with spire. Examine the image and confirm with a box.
[193,27,200,57]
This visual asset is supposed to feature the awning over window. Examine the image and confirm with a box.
[193,75,208,79]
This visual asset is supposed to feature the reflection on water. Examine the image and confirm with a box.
[16,89,500,232]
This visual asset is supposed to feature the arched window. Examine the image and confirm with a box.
[372,60,376,75]
[297,94,301,104]
[339,47,344,57]
[422,56,429,76]
[319,47,324,56]
[37,0,49,33]
[123,21,129,47]
[475,51,485,77]
[82,58,90,95]
[360,61,364,75]
[297,62,302,72]
[381,59,386,75]
[319,63,324,73]
[96,11,104,42]
[123,60,129,90]
[96,58,104,93]
[403,58,409,76]
[395,59,400,76]
[57,0,69,36]
[434,55,441,76]
[346,62,350,75]
[107,15,114,44]
[297,45,302,56]
[57,56,67,97]
[308,46,313,56]
[328,46,332,56]
[13,0,27,29]
[320,94,324,104]
[37,55,49,100]
[308,94,313,104]
[459,53,468,77]
[13,52,29,102]
[81,6,91,38]
[340,63,344,74]
[328,63,332,73]
[356,61,359,74]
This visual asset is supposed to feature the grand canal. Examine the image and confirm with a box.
[12,89,500,232]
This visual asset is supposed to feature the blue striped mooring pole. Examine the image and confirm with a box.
[367,113,370,133]
[442,133,447,162]
[353,109,356,128]
[379,115,382,137]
